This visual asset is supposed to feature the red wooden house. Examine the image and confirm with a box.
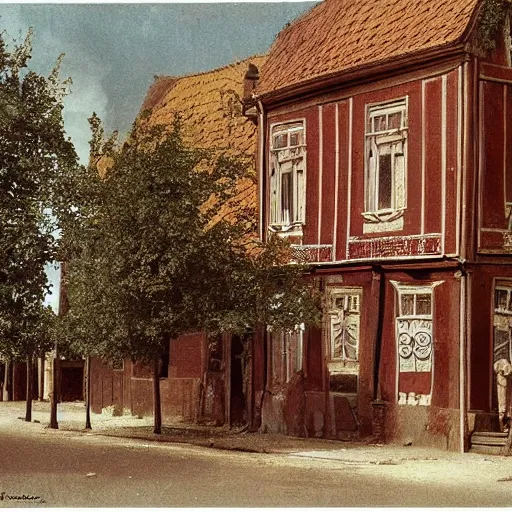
[244,0,512,451]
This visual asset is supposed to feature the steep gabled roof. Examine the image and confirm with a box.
[257,0,481,96]
[137,55,267,224]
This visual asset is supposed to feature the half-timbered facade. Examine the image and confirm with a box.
[245,0,512,451]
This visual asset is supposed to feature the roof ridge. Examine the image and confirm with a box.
[152,53,266,84]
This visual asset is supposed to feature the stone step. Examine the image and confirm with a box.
[472,431,508,437]
[471,435,507,447]
[469,444,504,456]
[470,430,510,457]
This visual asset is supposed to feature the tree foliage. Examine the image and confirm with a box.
[61,115,321,366]
[0,29,80,362]
[475,0,512,53]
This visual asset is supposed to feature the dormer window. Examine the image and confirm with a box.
[363,99,408,232]
[269,121,306,230]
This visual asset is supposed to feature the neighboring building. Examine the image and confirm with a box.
[90,56,265,426]
[244,0,512,451]
[1,262,84,404]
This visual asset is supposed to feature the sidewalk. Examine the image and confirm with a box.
[0,400,506,467]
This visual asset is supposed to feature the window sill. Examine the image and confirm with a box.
[268,223,304,237]
[397,392,431,406]
[362,210,405,234]
[362,208,405,224]
[327,361,359,373]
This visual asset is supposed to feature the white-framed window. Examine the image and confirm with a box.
[395,285,434,374]
[494,283,512,363]
[392,281,442,407]
[363,99,408,228]
[268,325,304,385]
[269,121,306,230]
[328,289,361,362]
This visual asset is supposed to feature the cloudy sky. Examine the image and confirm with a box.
[1,1,315,163]
[1,1,315,309]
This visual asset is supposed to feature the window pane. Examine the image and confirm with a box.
[273,133,287,149]
[374,115,387,132]
[496,289,509,311]
[296,168,304,222]
[281,172,293,224]
[401,294,414,316]
[388,112,402,129]
[289,131,302,146]
[416,294,432,315]
[335,297,345,310]
[378,153,392,210]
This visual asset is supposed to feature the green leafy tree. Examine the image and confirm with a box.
[61,116,320,433]
[0,29,80,421]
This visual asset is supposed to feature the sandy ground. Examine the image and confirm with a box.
[2,399,512,467]
[2,401,512,506]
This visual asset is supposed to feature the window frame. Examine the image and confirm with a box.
[396,286,433,321]
[495,285,512,314]
[494,282,512,365]
[268,120,307,232]
[391,281,443,406]
[363,98,408,227]
[327,287,362,363]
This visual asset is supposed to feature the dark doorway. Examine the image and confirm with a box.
[60,363,84,401]
[230,335,246,426]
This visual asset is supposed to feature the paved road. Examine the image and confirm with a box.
[1,426,512,507]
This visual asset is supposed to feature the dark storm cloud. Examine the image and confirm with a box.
[1,3,316,162]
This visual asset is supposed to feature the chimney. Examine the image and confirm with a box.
[243,63,260,101]
[242,63,260,124]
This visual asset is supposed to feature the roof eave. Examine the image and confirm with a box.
[257,41,471,107]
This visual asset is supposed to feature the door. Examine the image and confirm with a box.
[327,288,362,438]
[229,335,247,427]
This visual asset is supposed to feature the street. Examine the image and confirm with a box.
[1,421,512,507]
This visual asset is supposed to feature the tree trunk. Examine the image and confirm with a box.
[25,354,33,422]
[38,356,44,401]
[49,356,59,429]
[153,357,162,434]
[3,360,11,401]
[0,359,5,402]
[85,356,92,429]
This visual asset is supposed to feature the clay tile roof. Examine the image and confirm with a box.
[257,0,480,96]
[137,55,267,225]
[138,55,267,157]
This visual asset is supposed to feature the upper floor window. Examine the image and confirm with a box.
[269,121,306,230]
[364,99,407,229]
